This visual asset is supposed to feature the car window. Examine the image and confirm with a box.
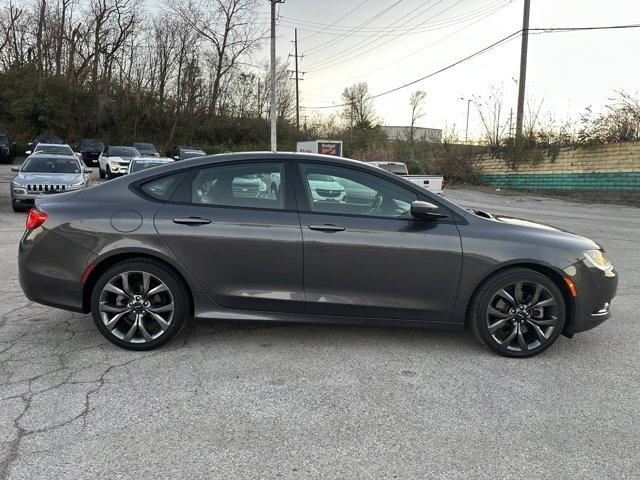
[22,156,81,173]
[299,163,417,218]
[140,174,184,201]
[191,163,283,210]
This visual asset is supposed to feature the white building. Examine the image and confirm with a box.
[382,125,442,143]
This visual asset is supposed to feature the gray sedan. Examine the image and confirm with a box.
[17,153,618,357]
[10,154,92,212]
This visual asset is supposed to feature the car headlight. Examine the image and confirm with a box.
[69,180,86,190]
[12,179,24,187]
[583,249,612,271]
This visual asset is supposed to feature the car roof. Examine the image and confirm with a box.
[24,153,79,161]
[35,143,72,148]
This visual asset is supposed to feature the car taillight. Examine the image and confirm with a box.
[26,209,48,230]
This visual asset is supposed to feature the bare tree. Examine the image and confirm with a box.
[475,87,508,152]
[167,0,265,116]
[341,82,377,128]
[409,90,427,142]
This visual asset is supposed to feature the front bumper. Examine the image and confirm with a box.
[107,163,129,175]
[565,260,618,335]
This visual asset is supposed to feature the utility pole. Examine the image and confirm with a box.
[294,29,300,130]
[515,0,531,138]
[465,99,471,143]
[269,0,285,152]
[461,97,471,143]
[288,28,304,131]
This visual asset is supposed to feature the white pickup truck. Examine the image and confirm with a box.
[366,161,444,196]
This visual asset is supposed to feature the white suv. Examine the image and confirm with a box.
[98,146,140,179]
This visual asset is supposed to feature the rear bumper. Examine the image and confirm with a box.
[19,226,95,313]
[566,261,618,335]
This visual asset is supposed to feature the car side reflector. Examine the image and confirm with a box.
[26,209,47,230]
[81,263,96,285]
[564,277,578,297]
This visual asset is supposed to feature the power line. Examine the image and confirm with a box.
[303,0,511,94]
[280,0,510,36]
[299,0,371,41]
[304,0,465,72]
[302,22,640,110]
[303,30,523,109]
[303,0,406,56]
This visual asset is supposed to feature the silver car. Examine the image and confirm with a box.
[11,154,92,212]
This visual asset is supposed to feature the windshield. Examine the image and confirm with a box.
[0,134,8,143]
[134,143,157,152]
[109,147,139,157]
[81,139,104,150]
[182,150,206,159]
[22,156,81,173]
[130,160,170,172]
[34,145,74,156]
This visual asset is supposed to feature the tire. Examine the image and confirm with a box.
[470,267,566,358]
[91,259,190,350]
[99,167,105,179]
[12,200,25,212]
[106,166,113,180]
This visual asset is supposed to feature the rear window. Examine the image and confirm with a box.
[139,173,184,201]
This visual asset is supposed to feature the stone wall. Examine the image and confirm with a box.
[477,142,640,207]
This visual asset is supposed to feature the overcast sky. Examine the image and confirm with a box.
[259,0,639,139]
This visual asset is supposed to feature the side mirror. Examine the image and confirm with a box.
[11,166,20,172]
[411,201,447,220]
[25,150,31,155]
[84,168,93,174]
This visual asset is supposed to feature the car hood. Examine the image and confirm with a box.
[472,209,601,251]
[233,177,263,187]
[310,180,345,190]
[15,172,84,184]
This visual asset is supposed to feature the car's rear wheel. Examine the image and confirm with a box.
[90,259,189,350]
[470,268,566,358]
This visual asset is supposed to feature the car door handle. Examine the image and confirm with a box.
[308,224,346,232]
[173,217,212,226]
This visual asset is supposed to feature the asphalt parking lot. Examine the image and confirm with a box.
[1,161,639,479]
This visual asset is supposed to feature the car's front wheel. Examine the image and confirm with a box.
[91,259,189,350]
[470,268,566,358]
[99,166,105,179]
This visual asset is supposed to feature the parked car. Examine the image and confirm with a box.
[78,139,105,166]
[27,135,63,153]
[133,142,160,157]
[98,146,140,179]
[0,132,17,164]
[28,143,75,157]
[167,145,206,161]
[270,172,346,203]
[367,161,444,195]
[10,154,91,212]
[18,153,618,357]
[126,157,174,175]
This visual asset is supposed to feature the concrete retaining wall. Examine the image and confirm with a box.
[476,142,640,206]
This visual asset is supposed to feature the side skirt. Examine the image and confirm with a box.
[192,293,464,332]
